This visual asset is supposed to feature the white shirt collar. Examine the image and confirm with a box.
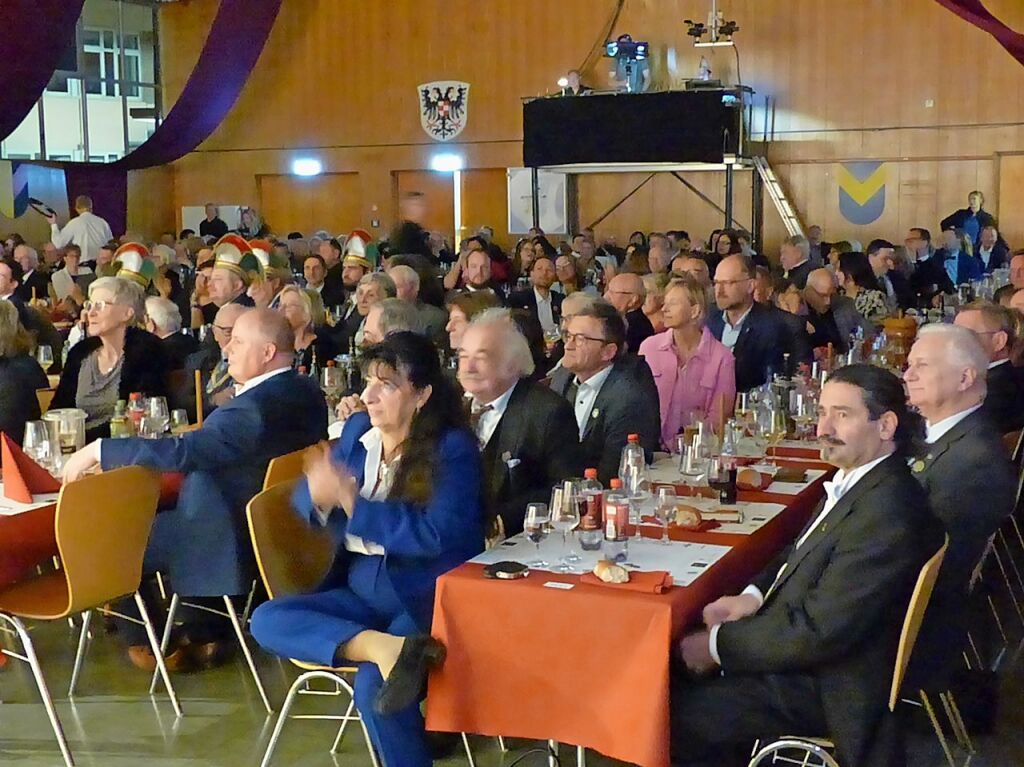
[926,404,982,445]
[785,259,809,273]
[472,380,518,416]
[723,305,752,331]
[989,358,1010,369]
[797,451,892,550]
[234,365,290,397]
[534,286,550,305]
[577,362,615,390]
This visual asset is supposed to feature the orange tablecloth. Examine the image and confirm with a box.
[427,457,831,767]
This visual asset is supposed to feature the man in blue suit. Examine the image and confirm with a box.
[63,309,328,668]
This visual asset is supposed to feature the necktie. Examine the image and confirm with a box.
[566,377,580,405]
[469,403,494,441]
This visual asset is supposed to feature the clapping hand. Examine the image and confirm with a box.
[335,394,367,422]
[303,441,358,517]
[61,440,102,483]
[679,630,718,676]
[702,594,760,627]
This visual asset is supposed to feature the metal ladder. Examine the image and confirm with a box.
[754,156,804,237]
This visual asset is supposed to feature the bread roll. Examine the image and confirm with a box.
[593,559,630,584]
[674,504,704,529]
[736,467,764,490]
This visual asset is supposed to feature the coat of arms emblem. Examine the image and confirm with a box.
[418,81,469,141]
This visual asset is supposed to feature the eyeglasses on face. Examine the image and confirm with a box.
[213,324,234,336]
[712,277,752,288]
[83,300,119,312]
[562,330,609,346]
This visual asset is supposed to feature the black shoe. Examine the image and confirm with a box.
[374,635,447,715]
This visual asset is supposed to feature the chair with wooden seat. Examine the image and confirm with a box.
[36,387,56,414]
[148,445,315,713]
[747,538,951,767]
[0,466,178,767]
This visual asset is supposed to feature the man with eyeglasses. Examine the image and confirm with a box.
[604,272,655,354]
[180,303,248,421]
[954,302,1024,432]
[707,254,808,391]
[549,300,659,484]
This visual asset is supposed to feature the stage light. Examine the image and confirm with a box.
[291,158,322,176]
[557,77,569,88]
[430,153,464,172]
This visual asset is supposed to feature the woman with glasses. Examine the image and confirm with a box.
[639,274,736,450]
[52,276,169,440]
[0,301,48,445]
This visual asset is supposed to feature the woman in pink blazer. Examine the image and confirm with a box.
[638,274,736,451]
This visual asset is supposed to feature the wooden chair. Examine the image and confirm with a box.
[747,538,950,767]
[148,447,315,713]
[36,387,56,414]
[0,467,177,767]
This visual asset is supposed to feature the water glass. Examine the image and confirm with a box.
[679,442,708,485]
[524,503,550,568]
[170,409,190,435]
[654,486,676,544]
[146,396,170,435]
[550,483,581,572]
[35,344,54,373]
[23,420,55,472]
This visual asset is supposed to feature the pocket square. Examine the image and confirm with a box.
[505,457,521,469]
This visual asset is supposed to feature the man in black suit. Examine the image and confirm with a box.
[12,245,50,302]
[707,254,809,390]
[906,227,953,306]
[145,296,199,371]
[506,256,563,339]
[954,303,1024,432]
[904,325,1017,690]
[673,364,941,767]
[867,239,915,312]
[976,225,1010,273]
[779,235,813,289]
[548,301,659,484]
[803,268,872,354]
[458,309,580,537]
[603,272,654,354]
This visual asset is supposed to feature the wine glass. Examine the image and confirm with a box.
[764,407,789,466]
[654,486,676,545]
[23,420,55,472]
[523,503,550,568]
[550,484,581,573]
[321,366,345,408]
[35,344,54,373]
[170,409,190,435]
[146,396,170,435]
[680,441,708,486]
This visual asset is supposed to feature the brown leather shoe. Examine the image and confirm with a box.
[127,644,193,673]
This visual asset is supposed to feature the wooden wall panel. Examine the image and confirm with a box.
[460,169,510,248]
[126,166,175,239]
[257,173,362,237]
[394,170,456,244]
[998,154,1024,249]
[143,0,1024,255]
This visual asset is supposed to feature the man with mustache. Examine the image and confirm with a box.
[672,364,942,767]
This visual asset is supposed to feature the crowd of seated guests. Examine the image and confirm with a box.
[4,186,1024,764]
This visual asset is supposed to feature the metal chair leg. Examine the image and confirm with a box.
[260,671,308,767]
[328,697,356,753]
[461,732,477,767]
[497,735,509,752]
[577,744,587,766]
[136,592,183,717]
[223,595,273,713]
[0,613,76,767]
[920,690,958,767]
[150,592,179,694]
[68,610,93,697]
[945,690,976,754]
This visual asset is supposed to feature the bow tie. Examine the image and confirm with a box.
[822,479,843,508]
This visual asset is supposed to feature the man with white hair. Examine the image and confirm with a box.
[903,323,1016,692]
[361,297,420,348]
[779,235,813,289]
[458,308,581,536]
[146,296,199,370]
[348,272,396,349]
[12,244,50,302]
[955,302,1024,431]
[388,263,447,343]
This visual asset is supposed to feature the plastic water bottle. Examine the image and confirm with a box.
[618,433,649,533]
[603,478,629,562]
[579,468,604,552]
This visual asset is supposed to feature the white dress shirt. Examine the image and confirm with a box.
[470,381,518,447]
[926,405,982,445]
[343,426,392,555]
[534,287,557,334]
[708,451,893,663]
[233,366,290,397]
[572,364,615,438]
[50,211,114,265]
[720,306,752,351]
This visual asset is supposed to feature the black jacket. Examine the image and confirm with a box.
[52,326,170,439]
[707,301,808,391]
[980,361,1024,433]
[882,270,917,311]
[977,241,1010,272]
[0,354,49,445]
[14,270,51,303]
[549,357,660,485]
[782,260,813,289]
[939,207,996,246]
[909,253,955,304]
[321,263,348,309]
[624,308,655,354]
[909,409,1017,690]
[506,287,563,329]
[160,331,200,372]
[480,379,582,536]
[718,455,942,767]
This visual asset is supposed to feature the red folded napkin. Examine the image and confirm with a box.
[580,569,674,593]
[1,432,61,503]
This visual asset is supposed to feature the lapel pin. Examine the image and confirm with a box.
[591,408,600,419]
[501,451,512,463]
[911,459,926,473]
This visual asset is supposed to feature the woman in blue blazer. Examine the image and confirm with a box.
[251,332,485,767]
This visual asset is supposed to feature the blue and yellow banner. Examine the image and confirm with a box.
[838,161,886,226]
[0,161,69,222]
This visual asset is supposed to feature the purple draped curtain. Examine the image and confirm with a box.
[0,0,86,143]
[934,0,1024,66]
[60,0,283,235]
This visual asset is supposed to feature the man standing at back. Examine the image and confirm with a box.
[63,309,328,669]
[673,364,941,767]
[48,195,114,266]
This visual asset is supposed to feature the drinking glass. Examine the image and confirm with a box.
[550,484,581,572]
[765,407,788,465]
[35,344,54,373]
[654,486,676,544]
[321,366,345,408]
[146,396,170,435]
[523,503,550,568]
[170,409,190,435]
[623,461,651,540]
[23,420,55,472]
[679,442,708,485]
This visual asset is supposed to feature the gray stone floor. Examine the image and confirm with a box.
[1,617,1022,766]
